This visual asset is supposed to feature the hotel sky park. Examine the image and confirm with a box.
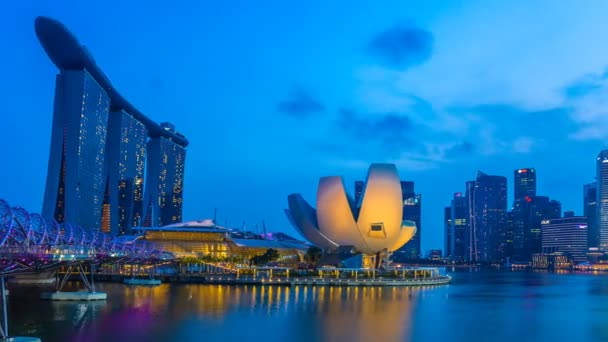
[35,16,188,234]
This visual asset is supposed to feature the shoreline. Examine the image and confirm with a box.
[89,274,452,287]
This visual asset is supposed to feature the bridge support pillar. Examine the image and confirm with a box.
[40,263,107,301]
[0,276,41,342]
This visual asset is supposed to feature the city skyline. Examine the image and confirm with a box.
[4,1,608,251]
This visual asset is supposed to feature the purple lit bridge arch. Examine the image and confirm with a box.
[0,199,173,275]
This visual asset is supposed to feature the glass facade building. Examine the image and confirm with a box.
[42,69,110,230]
[514,168,536,200]
[541,216,588,264]
[596,150,608,251]
[398,181,422,260]
[354,181,364,206]
[106,110,148,234]
[512,168,537,261]
[450,193,468,262]
[584,182,598,248]
[471,172,508,263]
[36,16,189,232]
[143,128,187,227]
[524,196,561,259]
[444,206,452,258]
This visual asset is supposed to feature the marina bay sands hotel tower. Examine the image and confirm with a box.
[35,17,188,234]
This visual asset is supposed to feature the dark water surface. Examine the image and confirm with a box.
[7,270,608,342]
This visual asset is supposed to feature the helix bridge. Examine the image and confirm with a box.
[0,199,173,275]
[0,199,173,340]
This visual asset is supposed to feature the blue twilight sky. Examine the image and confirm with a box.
[1,0,608,252]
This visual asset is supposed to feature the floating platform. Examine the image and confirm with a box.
[1,337,42,342]
[40,291,107,301]
[123,278,161,286]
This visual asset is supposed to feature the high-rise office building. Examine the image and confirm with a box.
[514,168,536,200]
[354,181,365,205]
[523,196,561,259]
[512,168,538,261]
[541,216,588,263]
[444,206,452,258]
[452,193,468,262]
[36,17,189,232]
[106,110,148,234]
[398,181,421,259]
[465,180,476,262]
[584,182,599,248]
[471,172,508,262]
[597,150,608,250]
[504,211,514,258]
[143,125,187,227]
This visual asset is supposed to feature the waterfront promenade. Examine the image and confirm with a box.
[92,273,452,287]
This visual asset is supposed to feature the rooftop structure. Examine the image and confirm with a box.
[34,17,188,146]
[131,221,307,261]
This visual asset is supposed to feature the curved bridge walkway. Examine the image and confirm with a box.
[0,199,173,340]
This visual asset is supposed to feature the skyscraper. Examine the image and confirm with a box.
[465,180,476,262]
[36,17,189,232]
[41,69,110,230]
[584,182,599,248]
[398,181,421,260]
[471,172,508,263]
[451,192,468,262]
[143,124,187,227]
[524,196,561,259]
[597,150,608,250]
[106,110,148,234]
[512,168,538,261]
[444,206,452,258]
[514,168,536,200]
[354,181,364,205]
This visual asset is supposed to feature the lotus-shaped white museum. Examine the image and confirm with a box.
[285,163,416,255]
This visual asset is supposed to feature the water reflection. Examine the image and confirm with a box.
[12,271,608,342]
[312,286,417,342]
[7,283,420,342]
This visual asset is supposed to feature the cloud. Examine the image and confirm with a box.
[444,103,575,157]
[367,23,433,70]
[277,88,325,118]
[335,109,416,151]
[561,68,608,140]
[563,69,608,99]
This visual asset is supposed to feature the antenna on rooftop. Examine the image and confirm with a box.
[213,208,217,224]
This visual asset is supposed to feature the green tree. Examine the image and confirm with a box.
[249,248,281,266]
[264,248,280,262]
[304,246,323,267]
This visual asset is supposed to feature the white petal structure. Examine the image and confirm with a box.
[286,163,417,254]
